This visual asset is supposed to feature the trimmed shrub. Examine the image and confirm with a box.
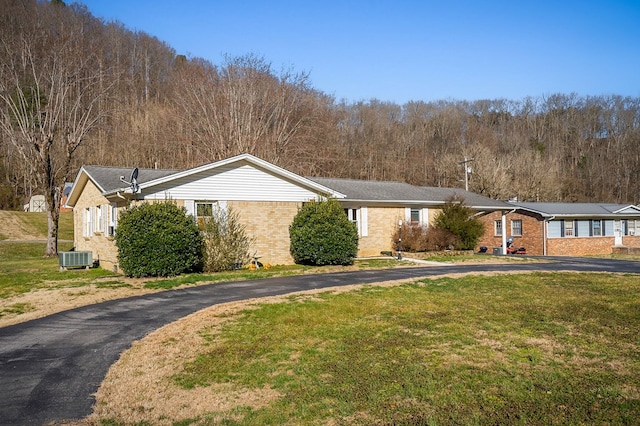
[200,206,254,272]
[392,223,458,252]
[289,198,359,266]
[433,196,485,250]
[114,202,203,277]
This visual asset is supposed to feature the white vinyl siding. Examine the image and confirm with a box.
[576,220,590,237]
[604,220,614,236]
[549,218,626,238]
[547,221,562,238]
[144,164,321,202]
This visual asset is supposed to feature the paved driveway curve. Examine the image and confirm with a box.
[1,257,639,425]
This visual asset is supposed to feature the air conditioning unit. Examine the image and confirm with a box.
[59,251,93,270]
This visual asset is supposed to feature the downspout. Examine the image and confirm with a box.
[543,215,555,256]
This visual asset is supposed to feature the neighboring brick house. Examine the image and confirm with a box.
[66,153,513,271]
[477,202,640,256]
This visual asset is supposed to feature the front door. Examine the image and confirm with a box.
[614,220,623,246]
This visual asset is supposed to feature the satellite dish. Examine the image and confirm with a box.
[120,167,140,193]
[130,168,139,193]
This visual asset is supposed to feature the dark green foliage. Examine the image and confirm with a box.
[433,196,484,250]
[114,202,203,277]
[289,198,359,266]
[200,206,254,272]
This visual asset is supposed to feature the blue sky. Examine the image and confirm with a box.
[79,0,640,104]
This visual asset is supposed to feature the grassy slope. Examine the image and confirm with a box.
[0,210,73,241]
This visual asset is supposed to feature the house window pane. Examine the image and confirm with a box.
[196,201,217,226]
[511,220,522,236]
[592,220,602,236]
[410,208,420,223]
[564,220,574,237]
[495,220,502,236]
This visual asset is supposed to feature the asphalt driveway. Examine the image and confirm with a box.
[1,257,638,425]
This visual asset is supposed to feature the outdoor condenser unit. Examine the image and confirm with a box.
[59,251,93,270]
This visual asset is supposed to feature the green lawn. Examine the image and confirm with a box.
[166,272,640,425]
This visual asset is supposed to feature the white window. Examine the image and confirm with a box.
[344,207,368,237]
[345,208,358,225]
[511,220,522,236]
[108,204,118,237]
[495,220,503,236]
[195,201,218,225]
[592,220,602,236]
[96,205,102,233]
[410,208,420,223]
[405,207,429,226]
[83,207,94,237]
[564,220,574,237]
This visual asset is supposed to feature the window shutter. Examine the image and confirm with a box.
[360,206,368,237]
[404,207,411,223]
[101,205,109,234]
[184,200,195,217]
[422,208,429,226]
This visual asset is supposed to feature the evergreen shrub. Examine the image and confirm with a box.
[114,202,203,277]
[289,198,359,266]
[433,196,485,250]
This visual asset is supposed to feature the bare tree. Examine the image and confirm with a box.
[0,2,113,256]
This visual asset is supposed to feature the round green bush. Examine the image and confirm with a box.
[289,198,359,266]
[114,202,203,277]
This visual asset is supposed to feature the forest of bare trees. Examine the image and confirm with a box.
[2,0,640,222]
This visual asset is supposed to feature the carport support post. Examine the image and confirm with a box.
[397,220,403,260]
[501,211,508,255]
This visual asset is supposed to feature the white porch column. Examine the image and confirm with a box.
[501,211,508,255]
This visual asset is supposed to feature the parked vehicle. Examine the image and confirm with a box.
[506,237,527,255]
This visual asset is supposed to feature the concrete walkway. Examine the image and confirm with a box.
[0,257,638,425]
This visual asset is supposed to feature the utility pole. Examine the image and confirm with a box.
[459,157,474,191]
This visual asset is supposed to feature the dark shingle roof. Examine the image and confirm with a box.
[511,202,640,217]
[83,165,177,193]
[307,177,512,209]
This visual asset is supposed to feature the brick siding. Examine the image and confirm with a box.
[229,200,301,265]
[478,210,640,256]
[73,180,123,271]
[358,207,405,257]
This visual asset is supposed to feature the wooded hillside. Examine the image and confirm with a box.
[2,0,639,210]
